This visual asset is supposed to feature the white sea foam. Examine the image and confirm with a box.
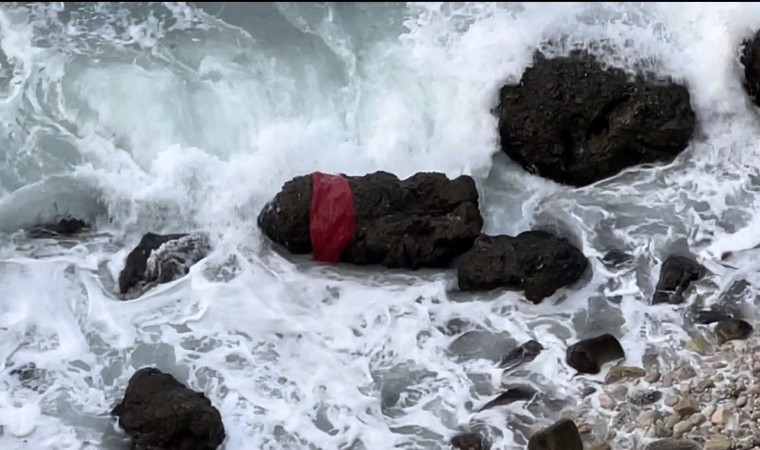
[1,2,760,449]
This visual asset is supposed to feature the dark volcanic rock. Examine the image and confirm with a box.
[714,318,753,345]
[112,368,225,450]
[499,339,544,371]
[566,334,625,374]
[497,50,696,187]
[652,255,705,305]
[258,171,483,269]
[451,432,490,450]
[742,30,760,106]
[118,232,211,299]
[527,418,583,450]
[27,217,89,237]
[457,231,588,303]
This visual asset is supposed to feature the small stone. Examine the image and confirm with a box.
[645,438,701,450]
[673,364,697,382]
[673,397,699,417]
[665,414,681,429]
[655,426,673,438]
[605,366,647,384]
[599,393,616,410]
[679,382,691,395]
[712,407,728,425]
[646,369,662,383]
[608,384,628,400]
[714,319,753,345]
[713,372,724,382]
[751,411,760,421]
[630,390,663,406]
[665,396,680,407]
[639,410,658,427]
[661,373,673,388]
[738,395,748,407]
[673,420,694,438]
[589,444,611,450]
[582,386,596,397]
[696,379,716,392]
[577,422,592,434]
[688,413,706,426]
[713,361,728,369]
[703,436,731,450]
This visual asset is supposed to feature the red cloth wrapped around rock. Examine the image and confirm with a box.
[309,172,356,263]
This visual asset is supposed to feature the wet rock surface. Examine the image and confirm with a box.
[112,367,225,450]
[258,171,483,269]
[566,334,625,374]
[457,231,587,303]
[118,232,211,299]
[652,255,705,305]
[497,50,696,187]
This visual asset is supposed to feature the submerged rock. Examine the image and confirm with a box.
[714,318,753,345]
[457,231,588,303]
[527,418,583,450]
[118,232,211,299]
[477,387,537,412]
[601,250,635,270]
[692,309,732,325]
[26,217,90,237]
[258,171,483,269]
[652,255,705,305]
[499,339,544,371]
[742,30,760,106]
[112,368,225,450]
[497,50,695,187]
[566,334,625,374]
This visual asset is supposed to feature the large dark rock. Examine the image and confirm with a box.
[527,418,583,450]
[258,171,483,269]
[118,232,211,299]
[112,368,225,450]
[652,255,705,305]
[566,334,625,374]
[457,231,588,303]
[497,50,696,186]
[742,30,760,106]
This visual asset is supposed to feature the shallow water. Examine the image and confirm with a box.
[1,2,760,449]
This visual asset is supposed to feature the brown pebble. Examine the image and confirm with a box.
[673,364,697,381]
[577,422,592,434]
[599,393,616,410]
[665,395,680,407]
[674,397,699,417]
[697,379,716,392]
[604,366,647,384]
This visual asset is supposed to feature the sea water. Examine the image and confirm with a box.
[1,2,760,449]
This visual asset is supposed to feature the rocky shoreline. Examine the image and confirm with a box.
[570,331,760,450]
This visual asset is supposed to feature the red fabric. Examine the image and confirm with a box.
[309,172,356,263]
